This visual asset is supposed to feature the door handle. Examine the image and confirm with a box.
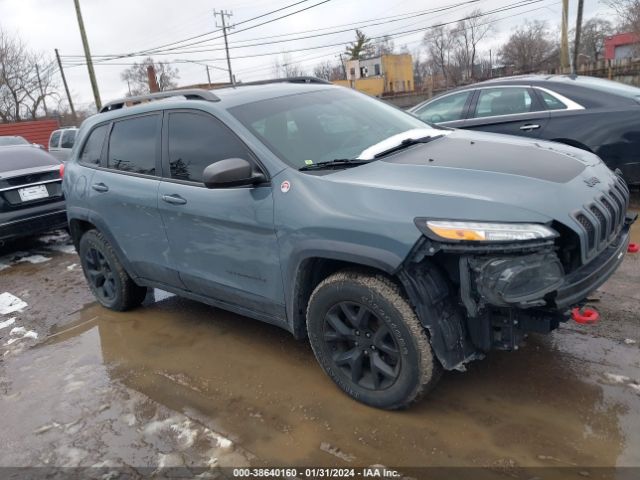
[162,194,187,205]
[91,183,109,192]
[520,124,540,131]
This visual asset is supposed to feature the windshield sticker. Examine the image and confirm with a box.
[280,180,291,193]
[304,160,314,165]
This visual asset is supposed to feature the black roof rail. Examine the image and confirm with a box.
[235,76,331,87]
[99,88,220,113]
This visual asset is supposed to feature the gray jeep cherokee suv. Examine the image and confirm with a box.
[63,78,635,409]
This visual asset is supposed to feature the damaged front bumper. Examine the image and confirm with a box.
[399,213,635,371]
[461,214,633,316]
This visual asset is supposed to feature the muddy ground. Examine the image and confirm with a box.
[0,199,638,479]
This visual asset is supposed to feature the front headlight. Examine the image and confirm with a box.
[418,220,558,242]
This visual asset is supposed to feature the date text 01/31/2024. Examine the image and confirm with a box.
[232,467,401,478]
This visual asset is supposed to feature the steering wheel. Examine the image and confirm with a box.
[429,113,445,123]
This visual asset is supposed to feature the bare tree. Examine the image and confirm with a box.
[423,25,455,88]
[273,54,306,78]
[575,18,615,62]
[120,57,179,96]
[412,49,431,91]
[604,0,640,33]
[499,21,556,72]
[313,60,343,81]
[372,35,395,56]
[452,9,494,80]
[0,29,58,122]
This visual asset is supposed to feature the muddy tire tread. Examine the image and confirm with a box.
[79,230,147,311]
[307,269,441,409]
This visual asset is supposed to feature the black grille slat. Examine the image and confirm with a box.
[609,188,626,225]
[613,182,629,212]
[574,178,630,263]
[601,197,616,227]
[590,206,608,242]
[576,213,596,251]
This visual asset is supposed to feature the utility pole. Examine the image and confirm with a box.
[206,66,212,86]
[147,65,160,93]
[35,64,49,116]
[339,53,347,79]
[55,49,76,120]
[573,0,585,73]
[73,0,101,110]
[560,0,570,71]
[214,9,234,85]
[489,49,492,78]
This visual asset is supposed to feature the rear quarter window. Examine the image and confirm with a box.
[79,125,109,165]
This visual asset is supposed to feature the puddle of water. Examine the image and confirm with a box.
[3,290,636,470]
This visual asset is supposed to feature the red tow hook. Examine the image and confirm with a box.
[572,307,600,325]
[628,243,639,254]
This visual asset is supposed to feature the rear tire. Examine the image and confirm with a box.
[78,230,147,311]
[306,270,441,409]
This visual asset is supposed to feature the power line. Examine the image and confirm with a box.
[62,0,556,72]
[63,0,545,65]
[62,0,481,59]
[234,0,561,77]
[64,0,479,60]
[62,0,330,64]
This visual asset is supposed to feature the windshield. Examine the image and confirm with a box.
[0,136,29,146]
[229,88,432,169]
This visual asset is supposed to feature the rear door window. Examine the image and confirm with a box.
[61,130,76,149]
[413,91,472,123]
[80,125,108,165]
[167,111,254,183]
[49,131,61,149]
[108,115,159,175]
[473,88,538,118]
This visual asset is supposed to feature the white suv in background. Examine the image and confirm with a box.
[48,127,78,161]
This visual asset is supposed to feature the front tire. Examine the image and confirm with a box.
[306,270,441,409]
[78,230,147,311]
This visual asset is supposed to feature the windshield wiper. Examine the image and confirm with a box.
[371,134,445,159]
[298,158,371,171]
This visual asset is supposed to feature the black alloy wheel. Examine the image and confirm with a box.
[324,301,401,390]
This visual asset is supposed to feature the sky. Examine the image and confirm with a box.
[0,0,617,111]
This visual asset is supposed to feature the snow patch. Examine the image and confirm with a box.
[0,292,28,315]
[0,317,16,330]
[624,338,637,345]
[5,326,38,344]
[0,262,9,272]
[604,372,631,384]
[17,254,51,264]
[10,326,37,339]
[67,263,78,271]
[49,244,76,255]
[170,420,198,449]
[320,442,355,462]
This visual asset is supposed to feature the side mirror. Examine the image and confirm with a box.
[203,158,265,188]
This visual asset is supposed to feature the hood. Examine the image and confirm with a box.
[324,129,617,226]
[380,129,597,182]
